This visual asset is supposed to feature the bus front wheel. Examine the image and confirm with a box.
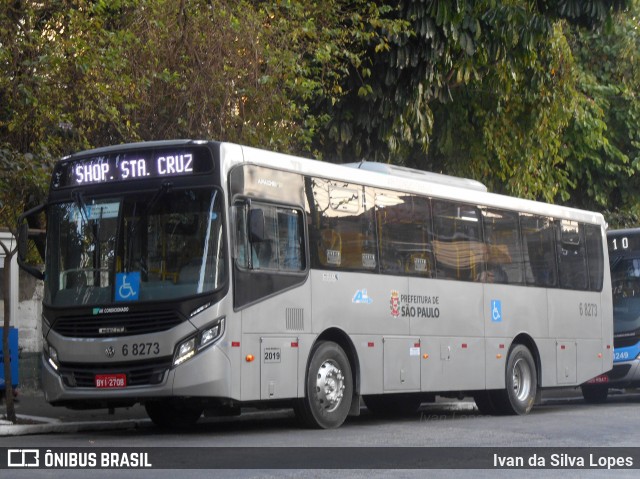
[295,340,353,429]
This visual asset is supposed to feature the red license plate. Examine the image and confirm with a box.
[95,374,127,389]
[587,374,609,384]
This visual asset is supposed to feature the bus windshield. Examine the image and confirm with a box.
[45,187,225,307]
[611,257,640,335]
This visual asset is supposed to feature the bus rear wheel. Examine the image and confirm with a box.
[493,344,537,415]
[145,399,203,428]
[295,340,353,429]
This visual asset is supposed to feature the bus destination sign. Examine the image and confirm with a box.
[609,234,640,254]
[52,147,213,188]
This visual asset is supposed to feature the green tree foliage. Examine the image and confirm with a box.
[125,0,305,149]
[562,1,640,226]
[428,20,578,203]
[1,0,139,215]
[309,0,634,212]
[1,0,639,226]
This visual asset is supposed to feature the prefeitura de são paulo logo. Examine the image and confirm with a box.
[390,290,400,317]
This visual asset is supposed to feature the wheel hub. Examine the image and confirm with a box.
[512,358,532,401]
[316,359,345,412]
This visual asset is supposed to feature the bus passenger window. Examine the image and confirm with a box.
[432,200,484,281]
[375,190,433,277]
[520,214,557,287]
[584,224,604,291]
[556,220,588,290]
[309,179,377,272]
[481,209,524,284]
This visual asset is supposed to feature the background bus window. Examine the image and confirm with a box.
[556,219,588,290]
[310,178,377,271]
[520,214,557,287]
[611,258,640,334]
[432,200,484,281]
[375,190,433,276]
[584,224,604,291]
[481,208,524,284]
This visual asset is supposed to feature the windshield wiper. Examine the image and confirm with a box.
[72,190,89,224]
[146,181,173,214]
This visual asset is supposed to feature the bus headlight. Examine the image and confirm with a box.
[173,317,225,367]
[174,338,196,366]
[43,340,60,371]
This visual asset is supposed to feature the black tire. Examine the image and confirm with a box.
[295,341,353,429]
[493,344,537,415]
[581,384,608,404]
[363,393,423,417]
[145,399,203,428]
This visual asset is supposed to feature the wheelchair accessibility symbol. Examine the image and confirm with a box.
[491,299,502,322]
[115,272,140,302]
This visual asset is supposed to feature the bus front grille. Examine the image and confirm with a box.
[52,310,184,338]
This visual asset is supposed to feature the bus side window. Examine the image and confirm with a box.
[318,228,342,267]
[375,190,434,277]
[249,207,278,270]
[432,200,484,281]
[584,224,604,291]
[233,203,251,269]
[237,202,305,272]
[481,208,524,284]
[277,208,304,271]
[309,179,377,272]
[556,220,588,290]
[520,214,557,287]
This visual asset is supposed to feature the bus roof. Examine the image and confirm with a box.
[54,140,606,227]
[343,161,487,192]
[235,143,605,227]
[607,228,640,237]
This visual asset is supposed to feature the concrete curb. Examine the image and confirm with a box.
[0,417,151,437]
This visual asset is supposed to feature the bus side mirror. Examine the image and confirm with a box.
[249,209,266,243]
[17,204,46,280]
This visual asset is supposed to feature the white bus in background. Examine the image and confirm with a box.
[18,140,613,428]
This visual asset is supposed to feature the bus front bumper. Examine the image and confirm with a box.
[601,359,640,389]
[41,344,232,407]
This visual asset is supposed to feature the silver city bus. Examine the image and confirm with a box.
[18,140,613,428]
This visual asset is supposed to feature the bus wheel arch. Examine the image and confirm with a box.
[493,334,540,415]
[295,328,360,428]
[314,328,361,399]
[511,333,542,390]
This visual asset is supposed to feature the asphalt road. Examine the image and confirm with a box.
[2,389,640,478]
